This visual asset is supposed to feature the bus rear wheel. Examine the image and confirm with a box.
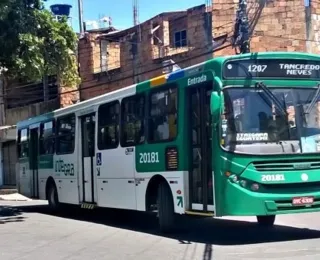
[257,215,275,227]
[47,184,60,212]
[157,182,175,233]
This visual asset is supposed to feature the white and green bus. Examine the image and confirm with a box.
[17,51,320,232]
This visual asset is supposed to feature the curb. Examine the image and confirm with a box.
[0,199,30,201]
[0,189,18,195]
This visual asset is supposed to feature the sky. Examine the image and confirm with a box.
[44,0,205,32]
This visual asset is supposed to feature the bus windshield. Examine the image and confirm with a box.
[221,86,320,155]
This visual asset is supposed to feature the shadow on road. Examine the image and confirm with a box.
[0,205,26,224]
[6,203,320,246]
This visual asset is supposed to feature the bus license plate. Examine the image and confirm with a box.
[292,196,314,206]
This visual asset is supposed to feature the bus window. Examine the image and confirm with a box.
[121,94,145,147]
[98,101,120,150]
[18,128,29,158]
[39,120,55,155]
[56,114,75,154]
[148,85,177,142]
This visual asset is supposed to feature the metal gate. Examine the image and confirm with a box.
[2,141,17,185]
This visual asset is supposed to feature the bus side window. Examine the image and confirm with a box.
[120,94,145,147]
[148,85,178,143]
[39,120,55,155]
[98,101,120,150]
[56,114,75,154]
[18,128,29,158]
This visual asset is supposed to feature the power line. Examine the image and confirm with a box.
[1,3,316,104]
[233,0,251,54]
[1,5,292,97]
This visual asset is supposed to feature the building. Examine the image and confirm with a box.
[0,75,79,187]
[78,4,225,100]
[78,0,320,101]
[213,0,320,55]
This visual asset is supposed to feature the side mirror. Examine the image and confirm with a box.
[210,91,223,119]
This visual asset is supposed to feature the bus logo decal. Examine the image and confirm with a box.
[96,152,102,166]
[125,147,134,155]
[294,163,311,170]
[55,159,74,176]
[301,173,309,182]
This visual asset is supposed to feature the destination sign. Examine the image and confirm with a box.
[223,59,320,79]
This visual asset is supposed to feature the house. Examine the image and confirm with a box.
[78,0,320,100]
[78,4,224,100]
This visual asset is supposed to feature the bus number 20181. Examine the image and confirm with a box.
[139,152,159,164]
[261,174,285,182]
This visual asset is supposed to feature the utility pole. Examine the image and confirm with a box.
[78,0,84,33]
[0,77,4,127]
[133,0,138,26]
[232,0,250,54]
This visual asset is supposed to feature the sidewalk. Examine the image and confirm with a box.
[0,193,32,201]
[0,186,32,201]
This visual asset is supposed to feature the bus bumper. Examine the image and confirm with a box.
[221,181,320,216]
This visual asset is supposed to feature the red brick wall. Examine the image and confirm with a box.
[79,5,213,100]
[77,0,320,102]
[213,0,307,56]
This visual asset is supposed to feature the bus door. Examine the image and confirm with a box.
[80,113,96,203]
[29,126,39,198]
[187,83,214,212]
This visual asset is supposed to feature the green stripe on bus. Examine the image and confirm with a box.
[39,155,54,169]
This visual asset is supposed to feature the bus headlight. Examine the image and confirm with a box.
[239,180,247,187]
[230,175,238,183]
[251,183,260,191]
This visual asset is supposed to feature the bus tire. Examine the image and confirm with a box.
[48,184,60,212]
[257,215,275,227]
[157,182,175,233]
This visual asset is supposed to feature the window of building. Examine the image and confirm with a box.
[148,85,178,142]
[98,101,120,150]
[100,39,108,72]
[121,94,145,147]
[39,120,55,155]
[174,30,187,48]
[56,114,75,154]
[17,128,29,158]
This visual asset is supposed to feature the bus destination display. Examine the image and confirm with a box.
[223,59,320,79]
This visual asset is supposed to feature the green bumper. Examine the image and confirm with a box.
[222,181,320,216]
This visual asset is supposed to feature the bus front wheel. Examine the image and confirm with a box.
[48,184,60,212]
[157,182,175,233]
[256,215,275,227]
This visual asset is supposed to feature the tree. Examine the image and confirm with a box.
[0,0,80,87]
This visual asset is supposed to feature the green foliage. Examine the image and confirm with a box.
[0,0,80,87]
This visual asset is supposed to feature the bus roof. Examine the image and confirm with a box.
[16,51,320,129]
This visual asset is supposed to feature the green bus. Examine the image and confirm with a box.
[16,51,320,232]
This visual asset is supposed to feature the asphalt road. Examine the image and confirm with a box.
[1,200,320,260]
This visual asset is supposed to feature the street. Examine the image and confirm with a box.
[1,201,320,260]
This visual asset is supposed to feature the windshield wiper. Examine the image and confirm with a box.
[255,82,287,116]
[305,83,320,114]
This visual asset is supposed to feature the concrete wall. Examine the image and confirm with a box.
[5,98,59,126]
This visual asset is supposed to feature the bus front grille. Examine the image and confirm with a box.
[252,159,320,172]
